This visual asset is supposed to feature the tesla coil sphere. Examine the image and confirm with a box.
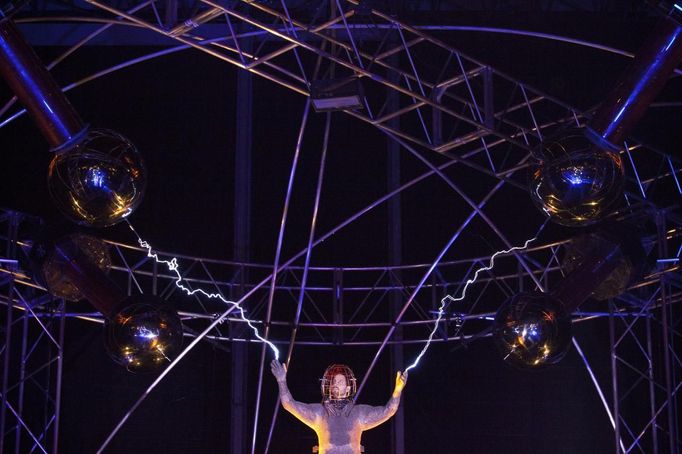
[47,129,146,228]
[104,298,183,373]
[41,233,112,301]
[530,130,624,226]
[493,292,572,369]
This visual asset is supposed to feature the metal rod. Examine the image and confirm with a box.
[0,275,14,454]
[646,313,660,454]
[84,0,310,96]
[52,300,65,454]
[0,397,47,454]
[656,212,677,453]
[13,310,28,454]
[264,111,332,454]
[251,100,311,454]
[0,214,18,454]
[610,300,623,454]
[231,28,252,453]
[573,337,626,452]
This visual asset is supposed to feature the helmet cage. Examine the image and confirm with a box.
[320,364,357,400]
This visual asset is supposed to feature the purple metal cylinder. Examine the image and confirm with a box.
[0,19,86,151]
[587,15,682,151]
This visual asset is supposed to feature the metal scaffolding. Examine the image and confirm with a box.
[0,205,680,452]
[0,212,65,454]
[0,0,681,452]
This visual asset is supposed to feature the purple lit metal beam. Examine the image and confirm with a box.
[573,337,626,452]
[84,0,311,96]
[0,394,48,454]
[263,111,332,454]
[251,100,311,454]
[231,36,252,452]
[655,213,678,453]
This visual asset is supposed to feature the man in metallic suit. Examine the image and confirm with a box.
[270,360,408,454]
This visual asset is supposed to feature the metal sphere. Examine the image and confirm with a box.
[562,227,647,301]
[493,292,572,369]
[41,233,111,301]
[530,130,624,226]
[47,129,146,228]
[104,298,183,373]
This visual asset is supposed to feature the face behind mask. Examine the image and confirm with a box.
[320,364,357,401]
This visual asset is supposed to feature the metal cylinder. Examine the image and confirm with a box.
[587,15,682,151]
[53,237,126,319]
[0,19,86,151]
[552,236,623,311]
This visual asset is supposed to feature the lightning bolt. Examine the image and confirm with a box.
[404,235,538,373]
[125,220,280,360]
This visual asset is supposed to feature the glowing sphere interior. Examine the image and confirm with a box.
[104,298,183,373]
[493,292,572,369]
[47,129,146,228]
[530,130,624,226]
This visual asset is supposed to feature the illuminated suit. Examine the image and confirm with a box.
[271,361,407,454]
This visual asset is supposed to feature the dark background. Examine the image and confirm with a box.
[1,4,680,453]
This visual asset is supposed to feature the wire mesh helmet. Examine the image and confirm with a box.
[320,364,357,400]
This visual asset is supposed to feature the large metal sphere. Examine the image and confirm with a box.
[40,233,111,301]
[104,298,183,373]
[493,292,572,369]
[562,229,645,301]
[530,130,624,226]
[47,129,146,228]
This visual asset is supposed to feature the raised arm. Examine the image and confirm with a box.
[270,360,321,428]
[357,371,408,430]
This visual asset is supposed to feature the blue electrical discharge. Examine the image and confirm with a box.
[404,235,538,373]
[126,221,280,360]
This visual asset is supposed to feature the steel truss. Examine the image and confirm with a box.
[9,0,682,201]
[605,213,682,454]
[0,206,681,452]
[0,212,65,454]
[0,0,681,452]
[16,0,658,17]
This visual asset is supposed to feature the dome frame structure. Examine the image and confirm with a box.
[0,1,681,452]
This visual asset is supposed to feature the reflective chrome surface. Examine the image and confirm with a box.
[104,298,183,373]
[493,292,572,369]
[530,130,624,226]
[48,128,146,227]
